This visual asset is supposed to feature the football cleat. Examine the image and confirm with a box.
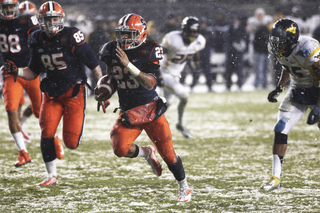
[178,188,192,202]
[54,136,64,159]
[39,176,58,186]
[21,128,31,144]
[260,176,281,191]
[15,150,31,167]
[176,123,194,138]
[143,145,162,177]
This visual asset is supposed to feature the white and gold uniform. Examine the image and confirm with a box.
[271,35,320,134]
[160,30,206,102]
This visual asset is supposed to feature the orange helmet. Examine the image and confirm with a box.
[115,13,147,50]
[38,1,64,36]
[0,0,19,20]
[19,1,36,15]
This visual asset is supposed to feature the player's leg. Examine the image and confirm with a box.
[174,82,193,138]
[162,72,193,138]
[61,85,88,150]
[110,115,142,158]
[20,77,41,143]
[3,75,31,167]
[39,93,63,185]
[21,76,41,118]
[261,93,307,190]
[144,115,191,201]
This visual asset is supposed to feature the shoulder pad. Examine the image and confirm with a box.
[99,41,116,62]
[28,29,41,48]
[142,40,163,61]
[296,36,320,59]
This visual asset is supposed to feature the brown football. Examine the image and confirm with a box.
[96,75,117,100]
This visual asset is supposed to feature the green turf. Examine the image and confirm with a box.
[1,90,320,212]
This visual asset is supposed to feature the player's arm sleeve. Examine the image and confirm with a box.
[27,15,40,35]
[98,41,115,66]
[74,42,99,70]
[27,32,41,76]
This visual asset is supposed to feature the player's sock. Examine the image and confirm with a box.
[272,154,283,179]
[20,115,28,126]
[137,146,146,157]
[45,160,57,177]
[12,132,27,152]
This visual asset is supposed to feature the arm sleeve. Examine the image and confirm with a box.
[74,42,99,70]
[71,29,99,70]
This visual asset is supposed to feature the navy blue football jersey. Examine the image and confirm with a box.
[99,40,163,111]
[0,14,39,67]
[28,26,99,97]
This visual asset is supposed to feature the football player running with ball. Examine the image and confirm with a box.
[261,19,320,190]
[4,1,103,185]
[96,13,191,202]
[159,16,206,138]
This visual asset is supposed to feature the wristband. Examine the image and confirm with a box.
[126,62,141,77]
[17,68,23,77]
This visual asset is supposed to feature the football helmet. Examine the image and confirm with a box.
[181,16,199,44]
[19,1,36,15]
[38,1,64,37]
[115,13,147,50]
[269,18,299,58]
[0,0,19,20]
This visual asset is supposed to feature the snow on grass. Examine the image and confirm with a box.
[1,90,320,212]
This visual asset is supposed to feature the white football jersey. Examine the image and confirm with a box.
[270,36,320,88]
[160,31,206,76]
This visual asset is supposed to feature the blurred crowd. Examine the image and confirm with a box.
[16,3,320,93]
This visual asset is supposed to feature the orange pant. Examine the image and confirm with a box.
[111,114,177,165]
[40,84,86,150]
[3,74,41,118]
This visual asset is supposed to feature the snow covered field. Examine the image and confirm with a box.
[1,90,320,212]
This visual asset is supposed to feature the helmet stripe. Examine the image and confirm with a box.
[48,1,54,12]
[122,13,133,26]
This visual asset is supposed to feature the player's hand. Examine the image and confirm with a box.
[97,100,110,113]
[4,60,18,82]
[267,86,282,103]
[115,46,130,67]
[307,106,319,125]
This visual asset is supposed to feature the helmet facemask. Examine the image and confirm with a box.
[269,19,299,58]
[39,14,64,37]
[181,16,199,44]
[269,36,290,58]
[0,2,19,20]
[115,26,143,50]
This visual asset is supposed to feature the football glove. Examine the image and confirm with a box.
[307,106,319,125]
[97,100,110,113]
[267,86,282,103]
[4,60,18,82]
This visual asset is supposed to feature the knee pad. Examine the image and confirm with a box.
[274,117,288,132]
[41,137,56,162]
[274,132,288,144]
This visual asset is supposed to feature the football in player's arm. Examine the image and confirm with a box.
[95,13,192,202]
[261,18,320,191]
[4,1,103,186]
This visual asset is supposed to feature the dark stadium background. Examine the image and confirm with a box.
[29,0,319,25]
